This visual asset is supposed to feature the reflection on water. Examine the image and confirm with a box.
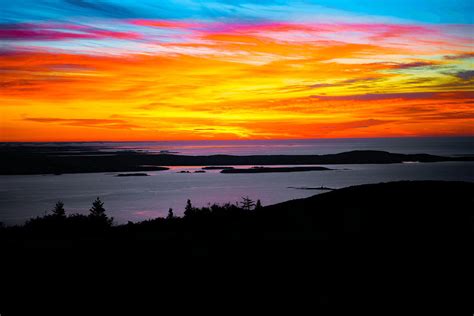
[1,161,473,224]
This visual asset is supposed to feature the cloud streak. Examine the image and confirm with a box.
[24,117,140,129]
[0,23,140,41]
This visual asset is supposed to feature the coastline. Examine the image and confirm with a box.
[1,148,473,175]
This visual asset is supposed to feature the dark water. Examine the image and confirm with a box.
[1,137,473,224]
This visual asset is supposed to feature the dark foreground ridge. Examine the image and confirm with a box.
[1,144,473,174]
[2,180,472,312]
[1,180,472,249]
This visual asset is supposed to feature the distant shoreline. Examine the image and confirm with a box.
[221,166,331,173]
[115,172,153,177]
[1,147,473,175]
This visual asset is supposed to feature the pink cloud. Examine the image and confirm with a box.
[0,23,140,41]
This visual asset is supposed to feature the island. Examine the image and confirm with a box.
[220,166,331,173]
[115,173,150,177]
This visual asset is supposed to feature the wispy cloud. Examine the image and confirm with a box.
[444,52,474,60]
[0,22,140,41]
[452,70,474,81]
[391,61,435,69]
[310,92,441,101]
[24,117,140,129]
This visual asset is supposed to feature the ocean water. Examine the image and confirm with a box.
[8,136,474,156]
[1,137,473,224]
[1,161,473,224]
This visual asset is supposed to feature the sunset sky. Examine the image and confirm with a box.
[1,0,473,141]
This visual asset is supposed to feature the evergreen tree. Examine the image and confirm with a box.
[89,197,113,226]
[240,196,256,211]
[52,200,66,218]
[184,199,194,217]
[167,208,174,219]
[255,199,263,210]
[89,197,105,218]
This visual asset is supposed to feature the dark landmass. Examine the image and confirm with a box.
[288,186,335,190]
[194,170,206,173]
[221,166,331,173]
[1,145,472,175]
[115,173,150,177]
[202,166,235,170]
[159,150,180,154]
[1,180,471,311]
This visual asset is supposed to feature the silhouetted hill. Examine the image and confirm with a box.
[1,181,472,246]
[259,180,473,240]
[1,180,471,312]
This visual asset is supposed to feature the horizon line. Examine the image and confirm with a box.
[1,135,473,144]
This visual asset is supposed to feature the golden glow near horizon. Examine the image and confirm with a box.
[1,2,473,141]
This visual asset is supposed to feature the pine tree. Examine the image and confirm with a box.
[89,197,113,226]
[240,196,256,211]
[167,208,174,219]
[255,199,263,210]
[89,197,106,218]
[184,199,194,217]
[52,200,66,218]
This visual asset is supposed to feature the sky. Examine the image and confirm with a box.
[0,0,473,141]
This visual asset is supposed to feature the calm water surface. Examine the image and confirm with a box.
[8,137,474,156]
[1,161,473,224]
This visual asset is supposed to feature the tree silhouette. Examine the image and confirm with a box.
[89,197,113,226]
[255,199,263,210]
[184,199,195,217]
[240,196,256,211]
[167,208,174,219]
[52,200,66,218]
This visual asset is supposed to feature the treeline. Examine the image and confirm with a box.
[2,181,471,250]
[0,196,268,247]
[22,197,113,230]
[0,196,263,231]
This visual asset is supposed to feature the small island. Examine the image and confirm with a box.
[115,173,150,177]
[221,166,331,173]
